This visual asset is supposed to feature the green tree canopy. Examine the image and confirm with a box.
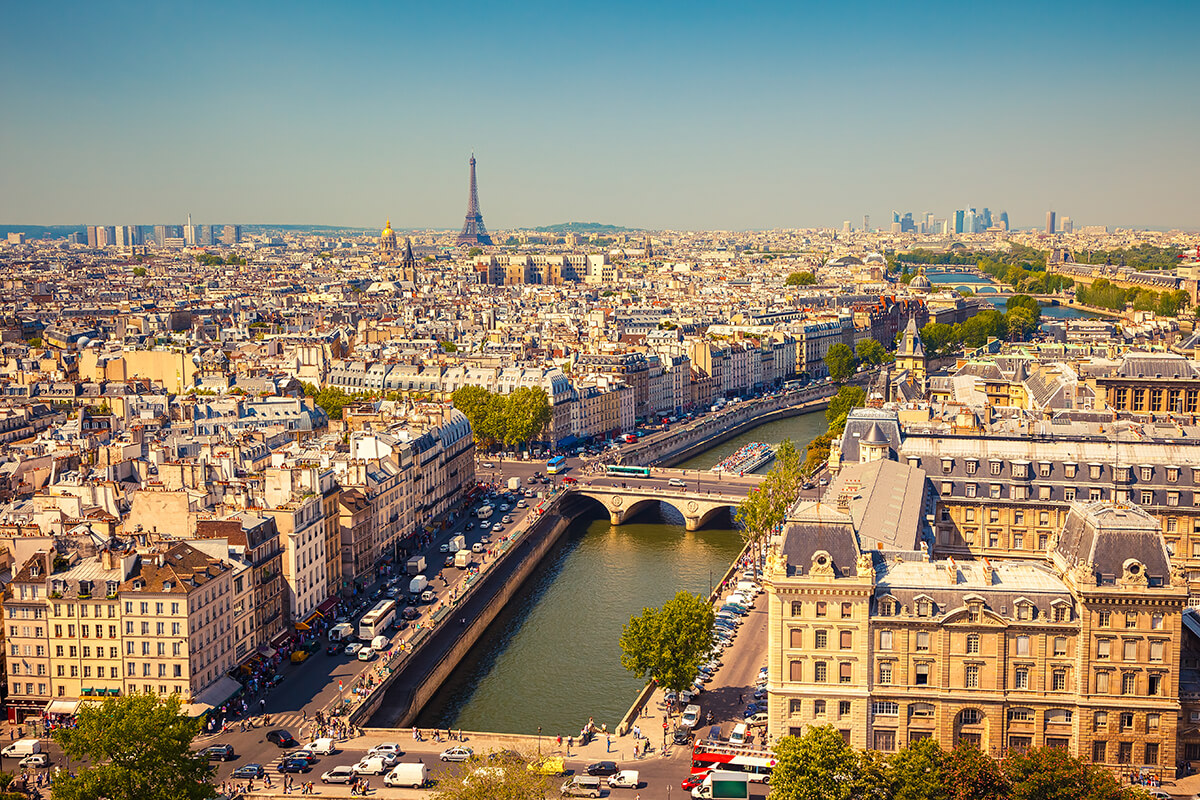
[854,338,892,366]
[52,693,214,800]
[768,726,859,800]
[503,386,552,448]
[919,322,958,358]
[824,343,857,382]
[890,737,947,800]
[785,271,817,286]
[945,742,1008,800]
[824,385,866,433]
[1004,746,1134,800]
[303,382,352,420]
[452,386,550,451]
[619,590,714,694]
[431,749,552,800]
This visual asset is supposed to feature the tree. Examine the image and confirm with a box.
[431,749,553,800]
[132,266,148,277]
[944,742,1008,800]
[1004,746,1134,800]
[467,247,483,258]
[785,271,817,286]
[824,343,857,383]
[52,693,215,800]
[1005,306,1038,340]
[768,726,859,800]
[503,386,552,448]
[825,385,866,433]
[890,737,947,800]
[619,590,714,695]
[919,322,958,358]
[855,338,892,367]
[453,386,500,449]
[440,340,458,352]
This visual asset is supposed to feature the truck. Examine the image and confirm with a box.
[448,534,466,553]
[690,771,749,799]
[384,762,428,788]
[507,476,521,491]
[1,739,40,758]
[454,550,470,568]
[408,575,429,596]
[328,622,355,642]
[406,556,426,576]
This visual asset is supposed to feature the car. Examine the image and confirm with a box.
[492,523,504,532]
[680,690,696,705]
[585,760,618,776]
[516,499,527,508]
[357,647,375,662]
[479,534,491,544]
[352,756,390,775]
[499,504,510,512]
[267,673,285,688]
[232,764,265,779]
[745,712,769,726]
[672,726,694,745]
[439,543,449,552]
[502,515,512,524]
[402,606,419,620]
[445,555,456,567]
[202,744,235,761]
[369,743,401,758]
[344,642,363,656]
[290,649,309,663]
[752,687,768,701]
[562,476,577,484]
[321,765,357,784]
[266,730,298,748]
[482,462,495,468]
[682,770,714,791]
[279,758,311,773]
[440,746,474,762]
[472,542,484,553]
[668,477,687,487]
[19,754,49,769]
[286,749,318,764]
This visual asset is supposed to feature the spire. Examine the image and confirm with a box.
[456,154,493,247]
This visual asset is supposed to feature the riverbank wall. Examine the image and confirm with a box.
[355,499,572,729]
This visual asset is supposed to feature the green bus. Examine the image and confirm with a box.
[606,465,651,478]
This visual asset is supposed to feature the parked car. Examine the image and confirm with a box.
[320,765,356,784]
[439,746,474,762]
[232,764,265,779]
[19,754,49,769]
[325,642,343,655]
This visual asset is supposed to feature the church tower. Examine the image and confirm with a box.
[379,220,398,255]
[895,317,927,387]
[401,237,418,283]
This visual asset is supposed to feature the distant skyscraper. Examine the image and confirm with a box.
[86,226,98,248]
[153,225,168,246]
[954,210,965,235]
[1061,216,1073,234]
[863,214,870,233]
[843,220,851,233]
[456,154,493,247]
[68,231,84,245]
[1046,210,1056,234]
[981,208,992,229]
[220,225,241,245]
[999,211,1009,230]
[963,209,977,235]
[892,210,901,224]
[184,214,197,246]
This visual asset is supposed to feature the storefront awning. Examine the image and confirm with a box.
[46,699,79,716]
[257,646,277,658]
[185,674,243,717]
[294,621,310,631]
[317,596,339,615]
[303,611,322,625]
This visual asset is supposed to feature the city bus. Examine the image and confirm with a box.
[546,455,567,475]
[690,742,776,782]
[358,599,396,641]
[605,465,651,478]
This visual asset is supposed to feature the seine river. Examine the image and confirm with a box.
[410,410,828,735]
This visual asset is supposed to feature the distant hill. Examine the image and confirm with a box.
[530,222,634,234]
[0,224,84,239]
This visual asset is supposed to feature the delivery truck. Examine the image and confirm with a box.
[408,575,429,596]
[328,622,355,642]
[690,771,749,799]
[507,476,521,491]
[1,739,40,758]
[406,556,426,576]
[454,550,470,568]
[448,534,466,553]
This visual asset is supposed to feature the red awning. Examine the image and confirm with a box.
[317,596,339,615]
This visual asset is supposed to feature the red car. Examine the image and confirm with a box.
[682,770,713,791]
[561,476,578,484]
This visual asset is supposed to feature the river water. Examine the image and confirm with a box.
[925,269,1101,320]
[409,410,828,735]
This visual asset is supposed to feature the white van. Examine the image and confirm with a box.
[306,737,337,755]
[681,704,701,729]
[728,723,748,746]
[1,739,40,758]
[371,635,390,652]
[384,762,428,788]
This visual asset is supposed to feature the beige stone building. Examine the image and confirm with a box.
[768,471,1187,776]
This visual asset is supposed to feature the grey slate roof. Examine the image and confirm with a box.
[1053,501,1172,586]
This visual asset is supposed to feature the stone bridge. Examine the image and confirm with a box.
[562,475,762,530]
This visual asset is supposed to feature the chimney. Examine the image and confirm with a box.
[946,556,958,584]
[982,557,993,585]
[100,549,114,571]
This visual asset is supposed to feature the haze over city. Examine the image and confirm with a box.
[2,0,1198,231]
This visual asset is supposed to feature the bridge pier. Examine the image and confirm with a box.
[609,509,625,526]
[684,515,702,531]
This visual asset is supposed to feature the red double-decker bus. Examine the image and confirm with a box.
[690,742,776,782]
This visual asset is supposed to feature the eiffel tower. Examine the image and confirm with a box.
[456,153,493,247]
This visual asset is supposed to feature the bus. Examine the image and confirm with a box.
[546,455,567,475]
[606,465,651,478]
[358,599,396,641]
[690,743,776,782]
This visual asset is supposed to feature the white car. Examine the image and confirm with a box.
[499,504,510,512]
[668,478,687,487]
[471,543,484,553]
[19,754,48,769]
[440,746,474,762]
[357,647,375,662]
[352,756,390,775]
[369,743,401,758]
[320,765,356,784]
[502,515,513,524]
[492,523,504,532]
[344,642,363,656]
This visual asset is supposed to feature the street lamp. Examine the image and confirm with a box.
[538,725,543,754]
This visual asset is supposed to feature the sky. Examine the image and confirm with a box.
[2,1,1199,232]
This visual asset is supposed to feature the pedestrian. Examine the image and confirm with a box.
[606,733,611,753]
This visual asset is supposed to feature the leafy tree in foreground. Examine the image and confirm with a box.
[855,338,892,366]
[619,590,714,695]
[1004,746,1136,800]
[431,749,552,800]
[945,742,1008,800]
[824,343,857,382]
[824,385,866,434]
[890,737,947,800]
[52,693,214,800]
[769,726,859,800]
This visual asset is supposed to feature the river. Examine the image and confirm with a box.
[407,409,828,735]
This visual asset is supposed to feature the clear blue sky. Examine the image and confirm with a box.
[2,0,1198,231]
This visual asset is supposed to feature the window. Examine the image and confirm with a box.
[916,631,930,651]
[915,664,929,685]
[877,599,895,617]
[990,461,1002,476]
[841,602,852,619]
[1094,710,1108,730]
[839,701,851,717]
[1123,640,1137,661]
[1118,742,1134,765]
[916,600,932,617]
[965,665,979,688]
[788,699,803,715]
[1121,672,1137,695]
[872,701,899,716]
[879,630,893,651]
[1142,490,1154,505]
[840,631,852,650]
[1065,464,1077,478]
[790,629,804,648]
[1016,603,1032,621]
[966,634,980,654]
[1052,670,1067,691]
[965,484,977,498]
[1151,614,1164,631]
[1064,487,1076,501]
[1145,742,1160,765]
[1054,606,1069,623]
[1150,641,1164,662]
[815,630,828,649]
[1126,612,1138,629]
[873,730,896,752]
[1013,532,1024,549]
[1015,635,1030,656]
[1046,708,1073,724]
[1089,488,1102,501]
[1096,672,1110,693]
[815,602,827,617]
[1098,610,1111,627]
[1015,668,1029,689]
[839,662,852,684]
[790,601,802,617]
[789,661,803,681]
[1148,713,1160,731]
[814,662,827,682]
[966,460,977,475]
[814,699,826,716]
[1009,736,1033,752]
[1149,674,1162,696]
[960,708,982,725]
[1054,636,1067,656]
[1120,711,1135,730]
[1009,708,1034,722]
[879,662,893,684]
